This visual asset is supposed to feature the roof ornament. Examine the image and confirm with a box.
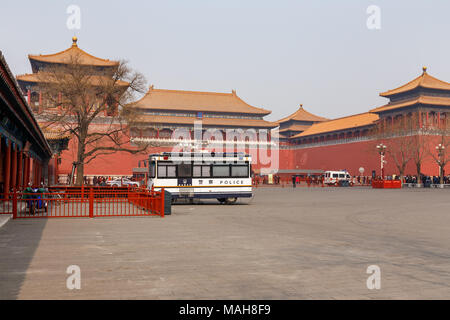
[232,89,236,95]
[422,66,427,74]
[299,104,303,109]
[72,36,78,47]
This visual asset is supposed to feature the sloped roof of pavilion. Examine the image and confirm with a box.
[370,96,450,113]
[137,114,277,128]
[278,124,312,133]
[16,72,129,87]
[291,112,379,138]
[277,105,328,124]
[380,67,450,97]
[41,128,71,141]
[131,86,271,115]
[28,37,119,67]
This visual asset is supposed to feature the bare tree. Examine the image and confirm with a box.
[407,112,430,185]
[370,115,414,182]
[428,113,450,184]
[35,53,153,185]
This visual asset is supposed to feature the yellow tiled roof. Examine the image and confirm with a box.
[132,86,271,115]
[371,96,450,113]
[28,37,119,67]
[16,73,129,87]
[278,124,312,133]
[291,112,379,138]
[277,105,328,124]
[380,68,450,97]
[41,129,71,141]
[138,114,277,128]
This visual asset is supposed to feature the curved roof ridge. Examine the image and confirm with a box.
[233,92,271,115]
[151,87,236,96]
[28,37,119,67]
[278,104,328,123]
[131,86,271,115]
[291,112,379,139]
[380,67,450,97]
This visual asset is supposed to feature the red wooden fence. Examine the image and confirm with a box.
[0,186,164,219]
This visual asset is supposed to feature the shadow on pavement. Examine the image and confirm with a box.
[0,219,48,299]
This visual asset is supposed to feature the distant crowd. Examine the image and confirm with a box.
[252,173,450,186]
[404,174,450,185]
[61,175,135,186]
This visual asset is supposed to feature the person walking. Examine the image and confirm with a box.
[292,175,296,188]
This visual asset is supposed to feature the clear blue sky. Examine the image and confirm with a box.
[1,0,449,121]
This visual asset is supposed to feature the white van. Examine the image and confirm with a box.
[324,171,351,185]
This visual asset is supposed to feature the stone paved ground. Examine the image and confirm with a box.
[0,187,449,299]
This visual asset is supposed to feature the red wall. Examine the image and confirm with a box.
[58,136,447,179]
[290,138,448,177]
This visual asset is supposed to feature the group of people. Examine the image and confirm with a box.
[63,175,120,186]
[404,174,450,185]
[252,175,282,185]
[92,176,114,186]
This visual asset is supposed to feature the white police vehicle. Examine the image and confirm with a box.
[147,152,252,204]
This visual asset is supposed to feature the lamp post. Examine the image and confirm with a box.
[436,143,445,185]
[376,144,387,180]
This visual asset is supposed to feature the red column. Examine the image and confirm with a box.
[31,158,36,186]
[4,140,11,196]
[39,162,43,185]
[23,155,29,187]
[10,144,17,191]
[27,90,31,104]
[426,112,429,128]
[437,112,441,128]
[35,161,39,185]
[53,156,58,186]
[17,151,23,190]
[35,160,40,186]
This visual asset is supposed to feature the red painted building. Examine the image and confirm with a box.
[283,67,450,178]
[1,51,52,194]
[14,37,450,183]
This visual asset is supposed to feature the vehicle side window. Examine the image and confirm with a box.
[157,165,166,178]
[339,174,345,178]
[193,165,202,177]
[231,165,248,177]
[193,165,211,177]
[332,173,338,178]
[178,163,192,178]
[212,165,230,177]
[167,166,176,177]
[158,165,176,178]
[202,165,211,177]
[150,161,156,178]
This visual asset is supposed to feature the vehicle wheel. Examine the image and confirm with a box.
[217,198,226,204]
[225,197,238,205]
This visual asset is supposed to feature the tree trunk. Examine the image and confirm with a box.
[75,132,87,186]
[76,162,84,186]
[416,163,421,185]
